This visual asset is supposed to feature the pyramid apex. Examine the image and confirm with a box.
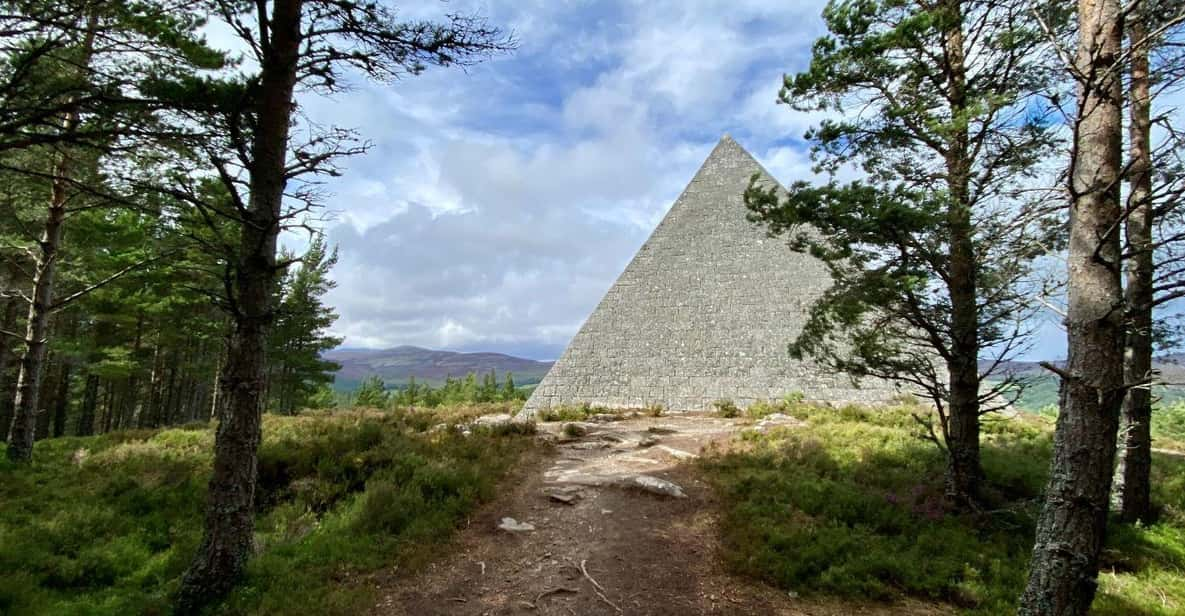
[520,126,900,416]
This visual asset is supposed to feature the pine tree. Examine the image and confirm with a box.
[1019,0,1125,611]
[745,0,1065,506]
[501,372,517,401]
[267,236,342,414]
[1113,0,1155,526]
[479,370,497,402]
[1,0,227,461]
[353,375,387,408]
[170,4,511,610]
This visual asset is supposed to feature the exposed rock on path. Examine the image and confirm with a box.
[372,413,950,616]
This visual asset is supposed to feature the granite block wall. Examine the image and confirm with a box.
[521,135,901,414]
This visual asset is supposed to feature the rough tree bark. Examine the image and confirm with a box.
[175,0,303,610]
[1113,0,1153,524]
[6,149,76,460]
[5,16,97,462]
[1019,0,1126,613]
[941,0,982,506]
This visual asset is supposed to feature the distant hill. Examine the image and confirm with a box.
[327,346,553,391]
[980,356,1185,410]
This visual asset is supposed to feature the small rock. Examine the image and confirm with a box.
[755,413,806,432]
[617,474,687,498]
[475,413,514,426]
[547,492,580,505]
[647,426,678,435]
[565,441,610,450]
[638,436,658,448]
[656,445,697,460]
[497,517,536,532]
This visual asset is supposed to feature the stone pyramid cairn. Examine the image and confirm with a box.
[521,135,899,415]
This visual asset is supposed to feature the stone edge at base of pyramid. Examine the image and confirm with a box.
[516,385,906,418]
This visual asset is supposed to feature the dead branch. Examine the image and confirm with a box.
[580,559,622,614]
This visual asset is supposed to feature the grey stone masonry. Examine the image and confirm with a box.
[521,135,900,415]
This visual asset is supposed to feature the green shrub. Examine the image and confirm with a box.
[703,402,1185,614]
[538,402,604,422]
[713,399,740,418]
[471,419,537,437]
[0,409,534,616]
[352,375,389,408]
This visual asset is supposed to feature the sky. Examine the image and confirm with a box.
[272,0,1070,361]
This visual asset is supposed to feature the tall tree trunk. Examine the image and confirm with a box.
[123,312,144,427]
[941,0,981,507]
[177,0,303,610]
[101,382,115,433]
[142,338,163,428]
[122,375,139,428]
[5,17,97,462]
[209,342,226,421]
[1113,1,1153,524]
[77,373,98,436]
[163,360,178,425]
[6,163,72,460]
[52,360,71,437]
[1019,0,1125,613]
[0,299,19,442]
[34,354,57,439]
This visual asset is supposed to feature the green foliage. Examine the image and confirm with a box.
[267,236,344,414]
[0,409,534,615]
[743,0,1065,431]
[1155,402,1185,443]
[536,402,617,422]
[703,403,1185,614]
[351,375,388,408]
[304,385,337,410]
[379,371,529,408]
[713,399,741,418]
[1014,383,1185,447]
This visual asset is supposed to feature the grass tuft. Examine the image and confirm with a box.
[0,407,534,616]
[703,402,1185,614]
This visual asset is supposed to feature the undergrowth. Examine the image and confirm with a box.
[702,402,1185,614]
[0,408,535,615]
[536,402,621,422]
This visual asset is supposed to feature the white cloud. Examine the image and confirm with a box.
[289,1,838,358]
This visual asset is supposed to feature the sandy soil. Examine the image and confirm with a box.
[372,413,950,616]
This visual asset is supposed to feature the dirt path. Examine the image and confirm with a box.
[372,413,948,616]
